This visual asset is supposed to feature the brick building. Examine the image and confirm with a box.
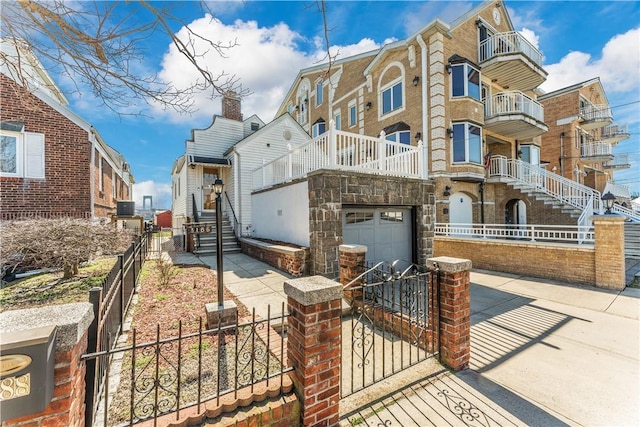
[274,0,635,228]
[0,39,133,221]
[538,78,633,206]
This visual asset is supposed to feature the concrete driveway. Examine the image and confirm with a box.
[342,269,640,426]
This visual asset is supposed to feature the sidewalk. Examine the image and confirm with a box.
[179,251,639,426]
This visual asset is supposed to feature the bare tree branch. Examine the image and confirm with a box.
[0,1,246,116]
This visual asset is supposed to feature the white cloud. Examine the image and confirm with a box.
[540,27,640,94]
[519,28,539,50]
[157,16,385,123]
[133,180,172,211]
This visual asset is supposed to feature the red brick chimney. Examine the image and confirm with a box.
[222,91,242,121]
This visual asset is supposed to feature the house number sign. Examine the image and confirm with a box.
[0,355,32,401]
[184,224,213,233]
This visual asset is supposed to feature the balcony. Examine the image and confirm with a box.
[603,153,631,170]
[478,32,547,92]
[579,104,612,130]
[580,141,613,163]
[600,123,630,144]
[483,91,548,139]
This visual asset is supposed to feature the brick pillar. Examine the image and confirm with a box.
[593,214,626,290]
[284,276,342,427]
[339,244,367,285]
[428,256,471,371]
[0,303,94,427]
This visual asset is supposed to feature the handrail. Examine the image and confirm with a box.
[488,155,602,226]
[581,141,612,158]
[485,91,544,122]
[612,204,640,222]
[435,222,594,245]
[191,193,200,248]
[224,191,241,239]
[601,122,629,139]
[252,124,422,190]
[580,103,612,122]
[478,31,543,67]
[603,154,630,169]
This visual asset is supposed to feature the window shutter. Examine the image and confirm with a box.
[24,132,45,179]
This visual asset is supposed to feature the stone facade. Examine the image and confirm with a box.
[307,169,435,276]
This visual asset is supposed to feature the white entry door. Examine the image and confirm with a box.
[343,208,412,269]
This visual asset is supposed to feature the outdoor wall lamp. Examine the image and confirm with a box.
[446,127,454,138]
[445,64,452,74]
[414,132,422,141]
[602,191,615,214]
[443,186,451,197]
[366,101,372,110]
[412,75,420,86]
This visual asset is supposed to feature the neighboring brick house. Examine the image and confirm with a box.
[538,78,633,206]
[0,40,133,221]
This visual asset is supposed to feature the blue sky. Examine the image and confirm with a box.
[62,1,639,209]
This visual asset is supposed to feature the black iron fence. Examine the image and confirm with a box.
[82,306,292,427]
[341,262,440,397]
[84,232,151,426]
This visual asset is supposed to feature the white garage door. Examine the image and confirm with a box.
[343,208,412,268]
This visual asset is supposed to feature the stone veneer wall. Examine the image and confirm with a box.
[240,238,310,277]
[307,169,436,277]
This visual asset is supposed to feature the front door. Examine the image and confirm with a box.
[202,168,218,210]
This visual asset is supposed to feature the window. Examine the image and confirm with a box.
[316,81,323,106]
[298,96,308,124]
[452,123,482,164]
[385,131,411,145]
[451,63,480,100]
[381,80,403,114]
[251,122,260,131]
[98,155,103,192]
[0,130,45,178]
[312,120,326,137]
[348,102,357,127]
[345,211,374,224]
[381,211,404,222]
[112,170,117,199]
[519,145,540,165]
[334,110,342,130]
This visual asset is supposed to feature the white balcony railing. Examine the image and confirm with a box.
[488,155,601,231]
[603,153,630,169]
[478,31,544,67]
[581,141,613,158]
[601,122,629,139]
[435,223,594,245]
[253,123,425,190]
[485,91,544,122]
[580,104,612,122]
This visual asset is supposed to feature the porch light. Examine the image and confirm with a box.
[446,127,454,138]
[213,178,224,196]
[602,191,615,214]
[366,101,372,110]
[443,186,451,197]
[445,64,452,74]
[412,75,420,86]
[414,132,422,141]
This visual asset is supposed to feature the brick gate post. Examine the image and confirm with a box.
[428,256,472,371]
[592,214,626,290]
[284,276,342,427]
[339,244,367,285]
[0,303,94,427]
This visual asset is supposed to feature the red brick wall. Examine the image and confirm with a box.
[0,74,92,220]
[240,239,310,277]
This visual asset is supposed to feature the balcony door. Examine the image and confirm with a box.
[202,168,218,211]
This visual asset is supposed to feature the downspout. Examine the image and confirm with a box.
[559,132,565,176]
[233,150,240,233]
[416,34,429,179]
[89,129,96,220]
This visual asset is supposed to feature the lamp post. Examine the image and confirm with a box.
[602,191,615,214]
[213,178,224,308]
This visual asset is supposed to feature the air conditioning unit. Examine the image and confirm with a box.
[117,201,135,216]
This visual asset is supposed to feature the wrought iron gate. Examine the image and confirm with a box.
[341,262,440,397]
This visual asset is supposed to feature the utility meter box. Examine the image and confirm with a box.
[0,325,57,421]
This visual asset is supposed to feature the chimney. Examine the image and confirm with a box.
[222,91,242,121]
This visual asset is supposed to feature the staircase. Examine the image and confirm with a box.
[509,181,582,220]
[625,223,640,258]
[488,156,640,224]
[194,211,241,256]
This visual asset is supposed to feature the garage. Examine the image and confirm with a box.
[342,207,413,269]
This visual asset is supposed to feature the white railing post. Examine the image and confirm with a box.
[328,120,337,168]
[378,131,387,172]
[287,143,293,179]
[261,158,266,187]
[418,140,427,179]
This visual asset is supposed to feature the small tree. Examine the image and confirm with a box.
[0,218,130,279]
